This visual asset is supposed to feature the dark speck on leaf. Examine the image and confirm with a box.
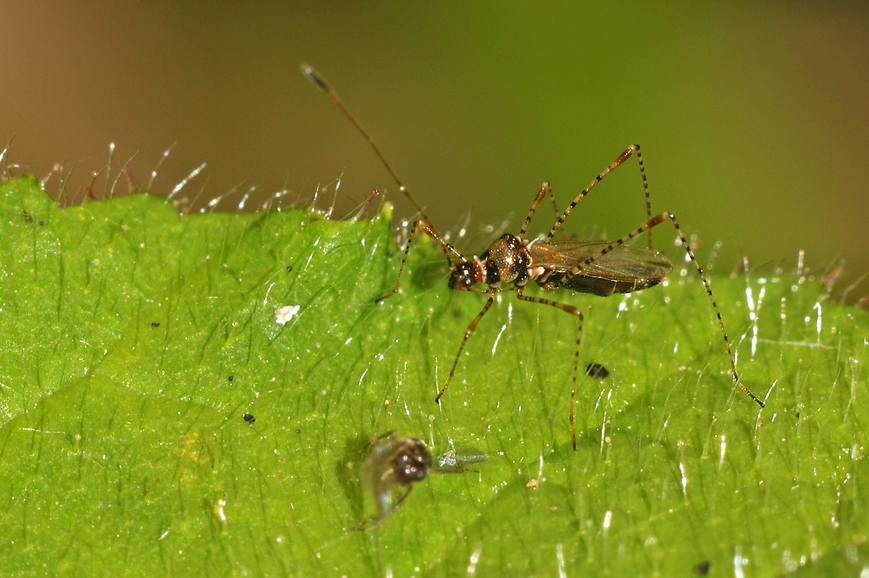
[243,413,255,424]
[586,362,610,379]
[296,429,301,434]
[694,561,710,575]
[228,375,234,382]
[286,265,293,272]
[151,322,160,328]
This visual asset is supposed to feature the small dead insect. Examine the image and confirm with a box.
[359,433,433,530]
[243,413,255,424]
[359,433,487,529]
[303,65,765,451]
[586,362,610,379]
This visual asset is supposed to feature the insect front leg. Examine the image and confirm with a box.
[376,219,464,304]
[514,287,584,451]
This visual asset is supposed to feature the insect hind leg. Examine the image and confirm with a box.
[545,145,654,249]
[518,181,573,242]
[564,211,765,408]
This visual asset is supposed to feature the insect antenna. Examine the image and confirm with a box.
[301,64,432,225]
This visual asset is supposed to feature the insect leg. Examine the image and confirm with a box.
[545,145,653,248]
[376,219,465,303]
[518,181,570,241]
[435,293,496,404]
[561,211,765,408]
[514,287,584,451]
[546,185,570,241]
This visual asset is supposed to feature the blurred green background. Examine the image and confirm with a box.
[2,2,867,291]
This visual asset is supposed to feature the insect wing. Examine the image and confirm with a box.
[533,241,671,281]
[529,241,673,296]
[434,449,489,473]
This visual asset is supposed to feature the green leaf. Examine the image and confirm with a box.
[0,175,867,576]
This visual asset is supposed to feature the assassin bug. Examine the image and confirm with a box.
[302,65,764,450]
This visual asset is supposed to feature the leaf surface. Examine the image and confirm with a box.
[0,175,867,576]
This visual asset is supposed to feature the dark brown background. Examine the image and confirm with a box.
[2,2,867,292]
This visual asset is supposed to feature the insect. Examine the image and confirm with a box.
[359,433,433,530]
[359,432,488,529]
[302,65,765,451]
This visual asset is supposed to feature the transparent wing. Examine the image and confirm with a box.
[529,240,672,282]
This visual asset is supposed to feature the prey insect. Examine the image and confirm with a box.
[302,65,765,451]
[359,433,433,531]
[358,432,485,530]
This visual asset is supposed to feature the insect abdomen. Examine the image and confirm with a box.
[541,273,665,296]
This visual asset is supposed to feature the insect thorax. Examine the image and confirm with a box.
[478,233,530,287]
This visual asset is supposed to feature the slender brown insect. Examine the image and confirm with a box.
[302,65,765,451]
